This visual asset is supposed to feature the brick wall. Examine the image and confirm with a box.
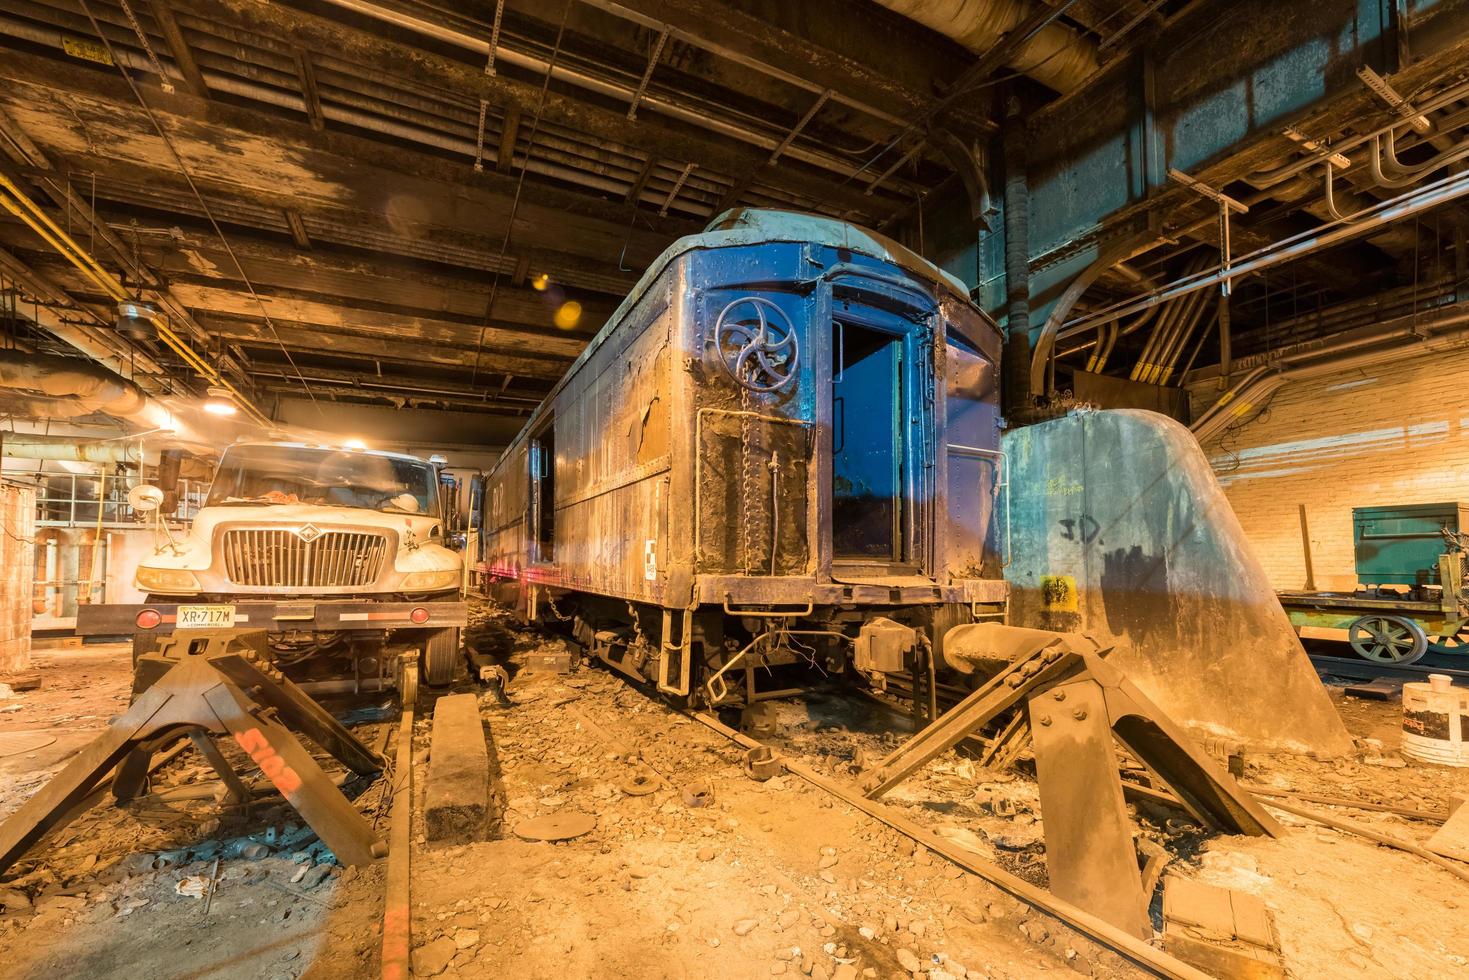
[1194,344,1469,591]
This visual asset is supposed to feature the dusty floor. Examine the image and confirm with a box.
[0,619,1466,979]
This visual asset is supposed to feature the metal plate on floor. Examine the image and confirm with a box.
[513,812,596,842]
[0,731,57,757]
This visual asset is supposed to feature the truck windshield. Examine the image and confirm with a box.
[206,445,439,514]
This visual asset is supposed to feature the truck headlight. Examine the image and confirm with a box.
[400,569,459,592]
[135,567,202,594]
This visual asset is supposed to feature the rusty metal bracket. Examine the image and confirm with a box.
[0,630,386,875]
[858,624,1279,939]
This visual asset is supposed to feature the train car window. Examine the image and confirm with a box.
[831,321,904,561]
[529,427,556,563]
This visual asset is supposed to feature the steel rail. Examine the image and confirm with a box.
[1307,653,1469,682]
[686,709,1212,980]
[379,660,418,980]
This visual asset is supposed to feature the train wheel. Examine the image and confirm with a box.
[1347,615,1427,665]
[1429,627,1469,656]
[422,627,462,686]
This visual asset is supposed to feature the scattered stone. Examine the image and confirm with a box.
[896,948,921,972]
[697,846,717,862]
[453,929,480,949]
[734,918,760,936]
[772,963,787,976]
[819,854,839,870]
[411,937,457,977]
[0,889,31,911]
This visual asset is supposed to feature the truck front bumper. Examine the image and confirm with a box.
[76,599,468,636]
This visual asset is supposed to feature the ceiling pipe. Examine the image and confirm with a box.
[867,0,1099,94]
[0,432,143,462]
[0,349,149,419]
[1191,307,1469,443]
[1062,168,1469,336]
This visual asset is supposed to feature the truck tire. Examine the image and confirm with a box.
[422,627,462,686]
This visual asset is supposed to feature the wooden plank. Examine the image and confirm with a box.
[424,693,491,843]
[1427,799,1469,863]
[150,0,211,99]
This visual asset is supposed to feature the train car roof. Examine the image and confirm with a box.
[700,208,972,297]
[490,208,993,467]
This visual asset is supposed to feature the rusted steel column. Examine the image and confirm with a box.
[1001,96,1033,421]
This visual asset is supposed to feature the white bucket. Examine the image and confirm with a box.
[1402,676,1469,767]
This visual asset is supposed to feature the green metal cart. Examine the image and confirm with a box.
[1278,502,1469,665]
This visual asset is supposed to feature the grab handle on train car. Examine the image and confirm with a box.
[948,444,1011,569]
[721,599,815,617]
[818,263,937,312]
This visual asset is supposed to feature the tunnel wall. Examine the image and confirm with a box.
[1192,343,1469,593]
[1003,409,1353,756]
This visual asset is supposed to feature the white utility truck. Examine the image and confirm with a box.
[77,441,467,686]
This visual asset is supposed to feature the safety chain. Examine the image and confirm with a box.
[117,0,175,94]
[541,586,574,622]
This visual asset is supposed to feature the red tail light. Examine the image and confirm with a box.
[409,607,430,624]
[136,609,162,630]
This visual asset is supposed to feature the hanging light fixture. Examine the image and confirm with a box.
[116,300,159,341]
[203,386,238,416]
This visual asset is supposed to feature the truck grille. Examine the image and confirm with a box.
[221,529,390,588]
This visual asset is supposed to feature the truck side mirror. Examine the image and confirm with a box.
[128,484,165,514]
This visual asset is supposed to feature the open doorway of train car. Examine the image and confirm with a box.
[528,421,555,563]
[831,320,906,563]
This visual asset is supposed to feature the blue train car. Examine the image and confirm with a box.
[480,208,1007,704]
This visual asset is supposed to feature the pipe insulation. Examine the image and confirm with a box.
[0,350,147,420]
[868,0,1099,94]
[0,433,141,462]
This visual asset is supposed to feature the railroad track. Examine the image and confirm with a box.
[1307,653,1469,682]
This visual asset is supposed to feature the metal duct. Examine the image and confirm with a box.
[0,433,141,462]
[0,350,148,420]
[869,0,1099,94]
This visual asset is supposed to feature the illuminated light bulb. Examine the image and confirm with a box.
[345,438,368,450]
[554,300,582,330]
[203,386,238,416]
[531,272,551,292]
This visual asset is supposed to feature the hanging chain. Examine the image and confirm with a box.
[116,0,175,93]
[738,384,756,574]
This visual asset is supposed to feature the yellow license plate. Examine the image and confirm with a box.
[175,604,236,629]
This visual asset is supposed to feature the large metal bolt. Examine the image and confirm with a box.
[1052,690,1066,702]
[1038,715,1052,727]
[1072,708,1088,721]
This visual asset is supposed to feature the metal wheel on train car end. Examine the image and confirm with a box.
[1347,614,1428,665]
[1429,627,1469,656]
[421,627,462,686]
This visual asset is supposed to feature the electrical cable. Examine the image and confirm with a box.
[77,0,319,413]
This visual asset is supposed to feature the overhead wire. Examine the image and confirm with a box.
[76,0,318,416]
[470,4,572,388]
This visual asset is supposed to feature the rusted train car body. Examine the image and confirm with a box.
[480,209,1007,702]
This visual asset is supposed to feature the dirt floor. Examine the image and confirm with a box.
[0,614,1467,979]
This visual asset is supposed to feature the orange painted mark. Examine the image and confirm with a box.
[232,726,304,796]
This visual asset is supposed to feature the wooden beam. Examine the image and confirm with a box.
[165,282,588,359]
[624,156,657,207]
[0,59,682,283]
[165,0,900,219]
[283,209,312,249]
[149,0,210,100]
[495,105,519,174]
[293,47,326,131]
[201,315,575,377]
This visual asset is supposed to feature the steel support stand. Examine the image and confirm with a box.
[0,630,387,874]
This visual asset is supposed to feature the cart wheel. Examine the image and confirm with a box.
[1429,627,1469,656]
[422,627,462,686]
[1347,615,1428,665]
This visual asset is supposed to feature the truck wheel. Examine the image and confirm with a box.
[422,627,462,686]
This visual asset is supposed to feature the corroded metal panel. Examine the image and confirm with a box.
[1004,409,1353,756]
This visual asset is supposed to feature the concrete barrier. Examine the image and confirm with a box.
[1003,409,1353,757]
